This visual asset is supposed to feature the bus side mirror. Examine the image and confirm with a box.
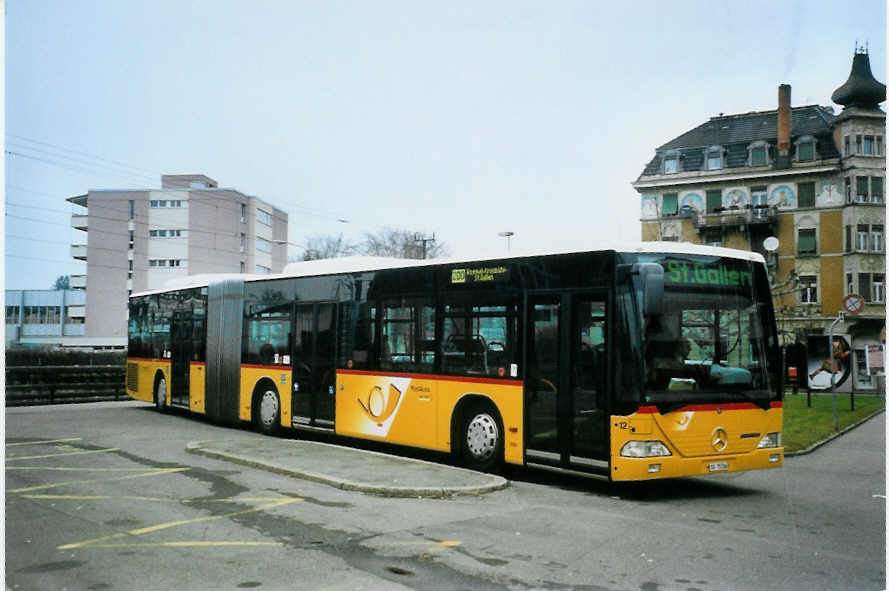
[634,263,664,318]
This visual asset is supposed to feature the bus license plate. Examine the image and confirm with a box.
[708,462,729,472]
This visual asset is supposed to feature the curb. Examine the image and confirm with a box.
[785,408,885,457]
[185,440,509,498]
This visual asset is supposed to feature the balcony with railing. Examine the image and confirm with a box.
[71,244,88,261]
[71,244,88,260]
[70,274,86,289]
[71,213,88,231]
[692,205,778,231]
[66,305,86,318]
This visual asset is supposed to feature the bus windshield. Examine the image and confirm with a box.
[640,255,777,412]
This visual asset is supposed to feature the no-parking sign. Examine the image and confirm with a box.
[843,294,864,315]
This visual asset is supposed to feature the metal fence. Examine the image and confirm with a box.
[5,365,127,406]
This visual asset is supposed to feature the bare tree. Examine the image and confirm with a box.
[292,229,447,261]
[361,228,446,259]
[297,234,358,261]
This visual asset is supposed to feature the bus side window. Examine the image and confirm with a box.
[337,301,375,370]
[244,303,292,365]
[380,299,434,373]
[442,301,518,378]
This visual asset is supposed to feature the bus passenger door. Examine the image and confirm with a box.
[291,302,336,429]
[526,296,561,459]
[570,296,608,461]
[314,303,336,427]
[170,310,191,408]
[525,293,609,469]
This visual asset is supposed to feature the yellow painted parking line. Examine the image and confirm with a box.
[392,540,462,547]
[79,541,284,548]
[23,494,297,504]
[9,467,189,493]
[129,498,302,536]
[7,448,118,462]
[6,438,83,447]
[7,466,170,472]
[59,497,303,549]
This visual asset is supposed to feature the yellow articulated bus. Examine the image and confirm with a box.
[126,243,783,480]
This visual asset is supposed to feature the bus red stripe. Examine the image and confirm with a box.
[337,368,523,387]
[241,363,292,371]
[636,402,780,414]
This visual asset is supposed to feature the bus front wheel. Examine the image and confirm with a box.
[153,374,167,413]
[254,386,281,436]
[460,404,503,473]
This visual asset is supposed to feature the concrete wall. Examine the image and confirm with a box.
[84,192,137,339]
[188,189,246,275]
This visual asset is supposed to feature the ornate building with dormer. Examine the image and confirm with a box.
[633,48,885,391]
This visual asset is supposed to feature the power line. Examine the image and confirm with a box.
[7,132,162,178]
[6,134,355,223]
[4,205,286,248]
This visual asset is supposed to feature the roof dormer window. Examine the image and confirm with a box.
[662,150,681,174]
[706,146,724,170]
[747,141,770,167]
[795,135,817,162]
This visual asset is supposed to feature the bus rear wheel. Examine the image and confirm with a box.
[460,404,503,473]
[254,386,281,436]
[153,374,167,413]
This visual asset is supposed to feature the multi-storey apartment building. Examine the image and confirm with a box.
[633,49,885,392]
[67,174,288,344]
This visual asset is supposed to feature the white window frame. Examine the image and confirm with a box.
[871,225,884,252]
[871,177,884,204]
[873,274,885,303]
[857,225,869,251]
[799,275,818,304]
[856,176,870,203]
[706,146,724,170]
[257,209,273,226]
[863,135,874,155]
[662,151,680,174]
[747,141,770,167]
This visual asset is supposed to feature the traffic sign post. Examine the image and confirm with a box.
[841,295,862,413]
[828,312,845,431]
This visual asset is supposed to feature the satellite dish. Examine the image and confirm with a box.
[763,236,779,252]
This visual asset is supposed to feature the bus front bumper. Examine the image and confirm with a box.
[610,447,783,481]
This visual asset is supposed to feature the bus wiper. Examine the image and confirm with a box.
[651,390,769,415]
[728,389,771,410]
[652,400,695,414]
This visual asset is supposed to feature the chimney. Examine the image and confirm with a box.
[776,84,791,169]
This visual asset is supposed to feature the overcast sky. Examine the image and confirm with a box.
[5,0,886,290]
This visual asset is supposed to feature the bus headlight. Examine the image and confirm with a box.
[620,440,672,458]
[757,432,781,448]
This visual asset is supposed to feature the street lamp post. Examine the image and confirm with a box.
[498,231,514,252]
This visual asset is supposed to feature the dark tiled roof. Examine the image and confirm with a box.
[641,105,840,176]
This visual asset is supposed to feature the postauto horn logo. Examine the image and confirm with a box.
[357,384,402,423]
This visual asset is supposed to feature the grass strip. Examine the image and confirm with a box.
[782,393,884,452]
